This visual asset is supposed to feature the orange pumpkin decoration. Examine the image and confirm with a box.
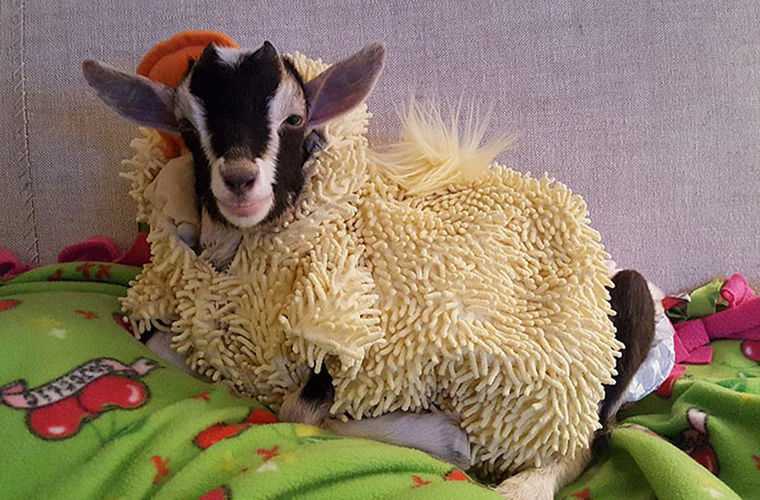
[136,31,239,158]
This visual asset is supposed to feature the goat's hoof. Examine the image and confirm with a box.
[408,410,470,469]
[495,474,554,500]
[436,414,471,470]
[278,388,331,426]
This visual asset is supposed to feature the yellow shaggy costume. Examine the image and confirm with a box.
[121,52,622,479]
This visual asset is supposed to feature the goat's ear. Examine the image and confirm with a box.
[304,43,385,128]
[82,60,178,132]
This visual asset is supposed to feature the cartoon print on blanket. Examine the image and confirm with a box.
[679,408,719,475]
[200,486,232,500]
[0,263,499,500]
[743,340,760,362]
[0,357,158,440]
[0,298,21,311]
[194,407,279,449]
[559,339,760,500]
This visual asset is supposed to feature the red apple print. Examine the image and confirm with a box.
[656,364,686,398]
[192,391,211,401]
[28,397,93,440]
[75,310,98,320]
[78,375,148,413]
[411,475,431,488]
[200,486,230,500]
[95,264,111,280]
[193,408,277,449]
[753,455,760,470]
[687,408,707,434]
[444,469,468,481]
[245,408,277,425]
[3,357,156,441]
[118,232,151,266]
[741,340,760,362]
[682,408,720,475]
[48,269,63,281]
[0,299,20,312]
[690,445,719,475]
[256,446,279,461]
[656,376,677,398]
[151,455,170,484]
[662,296,687,311]
[194,423,250,450]
[76,263,95,279]
[112,313,134,335]
[571,487,592,499]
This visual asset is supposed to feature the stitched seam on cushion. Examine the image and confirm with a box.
[12,0,40,264]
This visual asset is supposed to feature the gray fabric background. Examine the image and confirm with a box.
[1,0,758,292]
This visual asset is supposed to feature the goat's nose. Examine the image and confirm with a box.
[222,168,257,195]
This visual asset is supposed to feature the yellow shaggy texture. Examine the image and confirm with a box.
[121,53,621,479]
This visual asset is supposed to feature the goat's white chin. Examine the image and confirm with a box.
[217,195,273,228]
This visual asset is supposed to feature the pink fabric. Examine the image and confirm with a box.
[0,248,31,280]
[685,345,713,364]
[656,363,687,398]
[673,328,714,364]
[115,232,151,266]
[658,284,757,393]
[720,273,755,308]
[58,234,150,266]
[662,296,688,311]
[674,295,760,363]
[673,335,691,364]
[701,298,760,340]
[1,233,150,281]
[58,235,121,263]
[676,320,710,353]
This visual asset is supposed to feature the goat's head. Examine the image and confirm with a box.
[83,42,385,228]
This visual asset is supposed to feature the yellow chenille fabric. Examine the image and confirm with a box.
[120,53,622,479]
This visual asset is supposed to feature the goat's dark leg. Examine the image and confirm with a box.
[599,269,656,425]
[497,269,656,499]
[278,370,471,469]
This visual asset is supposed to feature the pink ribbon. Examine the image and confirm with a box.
[58,233,150,266]
[0,248,30,280]
[674,293,760,364]
[720,273,755,309]
[0,233,150,281]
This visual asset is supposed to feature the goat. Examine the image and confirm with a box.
[83,41,655,498]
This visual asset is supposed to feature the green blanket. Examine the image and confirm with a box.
[559,342,760,499]
[1,264,758,499]
[0,263,495,500]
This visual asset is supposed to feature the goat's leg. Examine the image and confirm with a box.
[495,446,592,500]
[278,370,334,426]
[495,269,656,498]
[326,411,471,469]
[278,371,470,469]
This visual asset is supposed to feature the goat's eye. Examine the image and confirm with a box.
[284,114,303,127]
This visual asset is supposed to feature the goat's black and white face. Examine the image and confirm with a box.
[177,42,313,227]
[83,41,384,228]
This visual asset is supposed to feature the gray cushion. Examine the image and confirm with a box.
[1,0,758,291]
